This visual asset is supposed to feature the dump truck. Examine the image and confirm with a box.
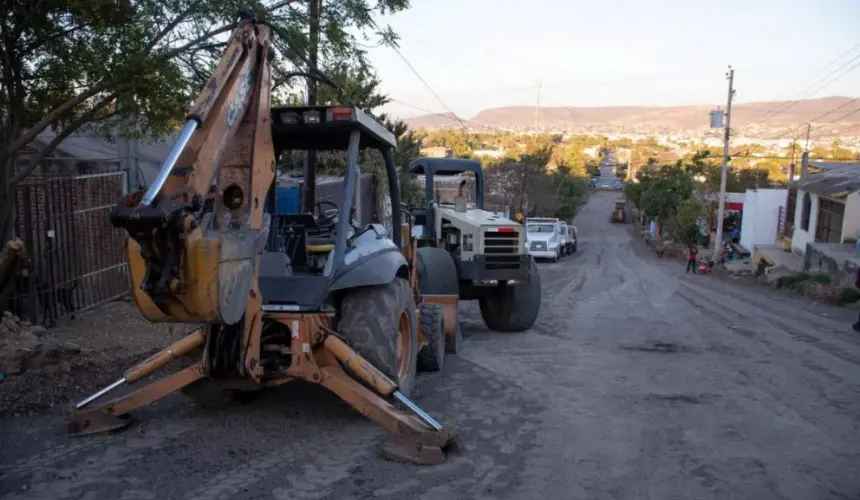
[66,12,457,466]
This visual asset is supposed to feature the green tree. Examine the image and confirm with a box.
[0,0,410,239]
[676,198,705,245]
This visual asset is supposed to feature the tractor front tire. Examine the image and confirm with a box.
[479,256,542,332]
[338,278,418,396]
[416,246,459,296]
[417,302,445,372]
[176,325,249,410]
[179,354,246,410]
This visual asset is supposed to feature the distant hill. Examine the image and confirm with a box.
[403,97,860,138]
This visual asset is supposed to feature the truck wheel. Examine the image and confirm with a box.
[416,246,459,296]
[417,302,445,372]
[479,256,542,332]
[338,278,418,396]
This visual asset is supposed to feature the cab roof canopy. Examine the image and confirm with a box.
[409,157,482,176]
[270,106,396,153]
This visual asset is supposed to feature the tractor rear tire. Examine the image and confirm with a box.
[338,278,418,396]
[417,302,445,372]
[479,256,542,332]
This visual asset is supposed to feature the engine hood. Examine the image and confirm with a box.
[526,232,557,242]
[436,206,520,228]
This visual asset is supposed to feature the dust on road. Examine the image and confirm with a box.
[2,191,859,500]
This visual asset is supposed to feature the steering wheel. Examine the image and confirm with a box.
[313,200,339,226]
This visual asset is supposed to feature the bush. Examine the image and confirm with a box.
[776,272,831,289]
[837,287,860,305]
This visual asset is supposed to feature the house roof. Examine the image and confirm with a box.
[808,161,860,171]
[33,129,179,188]
[792,163,860,197]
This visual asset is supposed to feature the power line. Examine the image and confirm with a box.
[746,42,860,128]
[769,94,860,142]
[387,98,501,131]
[753,52,860,132]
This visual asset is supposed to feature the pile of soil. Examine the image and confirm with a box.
[0,311,79,376]
[0,301,179,416]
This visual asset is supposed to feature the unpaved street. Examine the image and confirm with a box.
[2,191,860,500]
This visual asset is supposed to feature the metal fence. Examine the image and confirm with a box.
[10,171,129,325]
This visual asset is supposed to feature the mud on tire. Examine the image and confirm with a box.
[417,302,445,372]
[479,256,542,332]
[337,278,418,396]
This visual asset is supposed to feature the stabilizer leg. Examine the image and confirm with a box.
[318,365,455,465]
[67,364,204,437]
[66,330,206,437]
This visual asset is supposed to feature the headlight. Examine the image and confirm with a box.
[548,242,557,249]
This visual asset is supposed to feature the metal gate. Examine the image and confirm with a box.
[11,172,129,325]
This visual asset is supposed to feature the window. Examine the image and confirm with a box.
[800,192,811,231]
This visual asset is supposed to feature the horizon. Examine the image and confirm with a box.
[396,95,860,121]
[365,0,860,120]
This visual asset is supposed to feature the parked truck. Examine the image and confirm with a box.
[525,217,564,262]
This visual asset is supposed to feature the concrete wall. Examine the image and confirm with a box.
[791,189,819,256]
[841,191,860,243]
[740,188,788,251]
[804,242,860,288]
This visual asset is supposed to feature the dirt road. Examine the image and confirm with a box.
[3,191,859,500]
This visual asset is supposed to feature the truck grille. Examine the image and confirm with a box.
[483,230,521,270]
[530,241,546,251]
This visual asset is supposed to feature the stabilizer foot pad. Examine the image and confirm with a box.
[381,426,458,465]
[66,408,133,437]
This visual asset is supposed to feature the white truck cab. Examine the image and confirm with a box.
[525,217,563,262]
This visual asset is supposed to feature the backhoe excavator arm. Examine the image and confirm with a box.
[110,13,274,327]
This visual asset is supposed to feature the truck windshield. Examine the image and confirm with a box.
[527,224,556,233]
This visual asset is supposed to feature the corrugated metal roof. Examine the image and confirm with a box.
[792,163,860,196]
[33,129,177,187]
[808,161,860,171]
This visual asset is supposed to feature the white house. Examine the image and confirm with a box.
[739,188,788,251]
[790,163,860,255]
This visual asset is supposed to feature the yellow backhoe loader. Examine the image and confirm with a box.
[65,10,458,465]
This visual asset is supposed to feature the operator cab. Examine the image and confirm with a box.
[408,157,485,240]
[258,105,403,311]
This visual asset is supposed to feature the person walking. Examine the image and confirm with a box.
[686,243,698,274]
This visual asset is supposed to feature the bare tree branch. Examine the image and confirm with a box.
[9,90,124,188]
[162,23,238,59]
[144,0,206,53]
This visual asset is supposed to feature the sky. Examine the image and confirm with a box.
[363,0,860,120]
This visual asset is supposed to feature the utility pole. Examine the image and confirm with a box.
[804,123,811,152]
[302,0,321,213]
[712,66,735,265]
[534,81,541,132]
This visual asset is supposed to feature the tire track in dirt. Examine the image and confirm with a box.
[676,280,860,366]
[1,418,200,500]
[674,288,860,439]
